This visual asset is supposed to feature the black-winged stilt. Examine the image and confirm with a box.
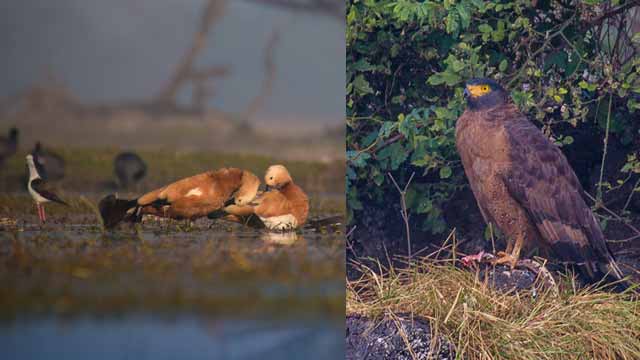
[26,154,68,223]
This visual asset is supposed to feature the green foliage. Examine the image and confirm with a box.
[347,0,640,233]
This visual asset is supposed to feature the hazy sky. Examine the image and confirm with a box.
[0,0,344,121]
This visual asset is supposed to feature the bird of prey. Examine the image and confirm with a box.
[455,78,624,284]
[26,154,68,223]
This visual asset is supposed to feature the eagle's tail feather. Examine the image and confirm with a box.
[604,255,624,281]
[98,194,139,229]
[584,257,630,293]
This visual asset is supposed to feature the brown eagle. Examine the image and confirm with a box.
[455,78,624,284]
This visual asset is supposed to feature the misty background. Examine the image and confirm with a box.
[1,0,344,124]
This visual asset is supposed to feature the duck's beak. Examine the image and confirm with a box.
[265,185,272,191]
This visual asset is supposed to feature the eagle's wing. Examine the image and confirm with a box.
[501,113,621,279]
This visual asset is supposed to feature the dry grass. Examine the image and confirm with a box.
[347,257,640,360]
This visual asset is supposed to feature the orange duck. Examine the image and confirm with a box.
[99,168,260,228]
[220,165,309,231]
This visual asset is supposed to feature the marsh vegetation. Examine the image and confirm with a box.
[0,148,345,358]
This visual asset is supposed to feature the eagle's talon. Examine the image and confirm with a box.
[491,253,519,269]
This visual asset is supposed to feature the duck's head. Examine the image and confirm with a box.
[463,78,509,110]
[235,170,260,205]
[264,165,292,190]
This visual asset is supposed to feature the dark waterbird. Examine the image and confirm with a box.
[0,127,18,167]
[114,152,147,188]
[31,142,65,181]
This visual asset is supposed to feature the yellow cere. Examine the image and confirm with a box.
[466,84,491,97]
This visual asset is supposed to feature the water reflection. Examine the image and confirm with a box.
[0,316,344,360]
[261,231,299,246]
[0,215,345,358]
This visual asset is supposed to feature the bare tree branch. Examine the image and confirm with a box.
[155,0,228,104]
[243,28,281,120]
[187,65,231,80]
[588,0,640,26]
[388,172,415,259]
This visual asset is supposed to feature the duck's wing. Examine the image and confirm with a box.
[137,172,214,206]
[253,191,290,218]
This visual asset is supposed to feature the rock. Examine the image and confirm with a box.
[346,314,454,360]
[480,265,538,292]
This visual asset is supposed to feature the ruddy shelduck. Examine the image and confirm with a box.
[222,165,309,231]
[99,167,260,228]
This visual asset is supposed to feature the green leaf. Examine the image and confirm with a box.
[456,3,471,29]
[353,74,374,96]
[389,143,408,170]
[478,24,492,33]
[563,136,574,145]
[439,166,452,179]
[499,59,508,72]
[446,12,459,35]
[416,199,433,214]
[428,71,461,86]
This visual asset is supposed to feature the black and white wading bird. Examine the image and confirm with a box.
[26,154,68,223]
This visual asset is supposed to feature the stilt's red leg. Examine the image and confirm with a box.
[42,205,46,222]
[37,203,43,223]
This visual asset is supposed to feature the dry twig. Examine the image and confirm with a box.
[388,172,415,259]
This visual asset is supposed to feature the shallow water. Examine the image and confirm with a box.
[0,315,344,359]
[0,216,345,357]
